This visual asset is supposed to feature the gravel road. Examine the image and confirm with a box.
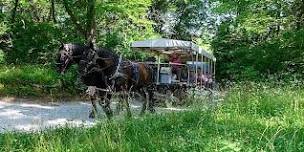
[0,97,188,133]
[0,98,96,132]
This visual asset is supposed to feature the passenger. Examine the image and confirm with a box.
[189,70,196,83]
[197,67,202,84]
[145,56,157,82]
[169,52,182,80]
[201,71,213,88]
[180,67,188,82]
[207,73,213,88]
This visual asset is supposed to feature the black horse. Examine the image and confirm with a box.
[56,42,155,119]
[56,42,116,118]
[81,45,156,116]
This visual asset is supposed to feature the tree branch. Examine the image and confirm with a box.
[48,0,57,23]
[62,0,86,36]
[11,0,19,22]
[86,0,96,43]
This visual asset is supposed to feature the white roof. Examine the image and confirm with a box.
[131,38,216,61]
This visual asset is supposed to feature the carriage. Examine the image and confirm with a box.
[131,39,217,105]
[56,40,217,118]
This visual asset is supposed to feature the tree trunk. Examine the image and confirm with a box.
[62,0,96,42]
[0,1,3,13]
[295,0,304,29]
[62,0,86,37]
[29,1,40,22]
[86,0,96,43]
[11,0,19,22]
[48,0,56,23]
[276,1,282,35]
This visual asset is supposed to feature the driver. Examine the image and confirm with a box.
[169,52,182,80]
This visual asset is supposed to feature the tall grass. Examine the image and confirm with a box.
[0,65,79,97]
[1,84,304,151]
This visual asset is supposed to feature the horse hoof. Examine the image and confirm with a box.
[89,112,96,118]
[126,112,132,118]
[105,111,113,120]
[139,111,145,116]
[149,108,156,114]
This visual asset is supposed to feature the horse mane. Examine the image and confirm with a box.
[63,43,88,57]
[96,48,119,63]
[94,47,120,76]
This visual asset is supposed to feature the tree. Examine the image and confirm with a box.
[48,0,56,23]
[149,0,215,42]
[211,0,304,80]
[62,0,93,42]
[11,0,19,22]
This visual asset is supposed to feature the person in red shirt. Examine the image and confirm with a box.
[169,52,182,80]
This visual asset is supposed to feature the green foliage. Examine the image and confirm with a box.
[6,21,61,64]
[211,0,304,81]
[0,65,79,97]
[1,84,304,151]
[0,0,303,85]
[213,27,304,81]
[0,0,157,64]
[0,50,5,64]
[149,0,215,42]
[94,0,157,59]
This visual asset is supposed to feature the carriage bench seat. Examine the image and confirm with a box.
[160,67,172,84]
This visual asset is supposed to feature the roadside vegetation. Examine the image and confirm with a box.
[0,0,304,151]
[0,65,79,98]
[1,84,304,151]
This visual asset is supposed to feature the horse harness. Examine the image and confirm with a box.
[81,49,150,93]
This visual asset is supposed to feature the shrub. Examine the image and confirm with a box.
[0,65,79,97]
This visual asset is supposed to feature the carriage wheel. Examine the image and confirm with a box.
[192,83,221,109]
[172,87,190,106]
[164,90,180,108]
[111,91,134,117]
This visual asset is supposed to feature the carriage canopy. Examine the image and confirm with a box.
[131,38,216,61]
[131,38,216,87]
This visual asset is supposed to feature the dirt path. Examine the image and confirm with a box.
[0,99,96,132]
[0,98,188,133]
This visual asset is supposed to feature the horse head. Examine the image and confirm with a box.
[56,42,73,74]
[56,42,87,74]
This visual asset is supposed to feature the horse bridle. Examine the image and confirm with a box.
[57,50,82,73]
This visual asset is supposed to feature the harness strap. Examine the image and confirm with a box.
[110,55,128,80]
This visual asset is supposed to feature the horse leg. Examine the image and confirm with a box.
[87,86,98,118]
[99,93,113,120]
[124,87,132,118]
[115,95,123,115]
[89,96,98,118]
[148,89,156,113]
[140,88,148,116]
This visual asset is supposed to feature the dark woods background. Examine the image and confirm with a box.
[0,0,304,82]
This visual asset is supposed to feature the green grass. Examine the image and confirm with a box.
[0,64,80,98]
[1,84,304,151]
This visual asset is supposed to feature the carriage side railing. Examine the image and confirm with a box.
[138,62,214,89]
[139,62,190,86]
